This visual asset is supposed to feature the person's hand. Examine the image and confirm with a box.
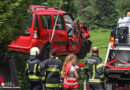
[61,74,65,79]
[104,79,107,83]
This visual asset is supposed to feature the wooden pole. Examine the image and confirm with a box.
[80,0,82,16]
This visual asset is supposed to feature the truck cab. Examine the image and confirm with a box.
[8,5,91,60]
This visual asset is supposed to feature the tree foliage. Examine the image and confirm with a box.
[74,0,130,29]
[77,0,118,29]
[115,0,130,16]
[0,0,32,54]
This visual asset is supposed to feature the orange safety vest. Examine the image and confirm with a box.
[64,63,79,89]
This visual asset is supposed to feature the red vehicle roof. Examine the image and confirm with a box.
[29,5,66,14]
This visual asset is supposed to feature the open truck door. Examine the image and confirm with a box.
[64,14,82,52]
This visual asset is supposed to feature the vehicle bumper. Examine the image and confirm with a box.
[106,68,130,80]
[8,39,39,53]
[8,45,31,53]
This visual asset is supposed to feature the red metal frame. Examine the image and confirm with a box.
[105,59,130,70]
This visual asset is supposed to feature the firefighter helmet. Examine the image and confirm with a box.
[30,47,40,56]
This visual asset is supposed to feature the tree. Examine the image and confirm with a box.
[74,0,118,29]
[0,0,32,54]
[115,0,130,16]
[0,0,77,89]
[31,0,76,16]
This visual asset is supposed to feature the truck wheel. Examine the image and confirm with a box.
[39,45,50,61]
[77,40,92,59]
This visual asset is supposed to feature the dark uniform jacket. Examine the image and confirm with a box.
[25,57,42,82]
[85,55,104,84]
[40,57,63,88]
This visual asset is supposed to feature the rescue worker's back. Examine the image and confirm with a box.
[86,55,104,83]
[40,49,63,90]
[85,46,105,90]
[41,57,62,86]
[25,47,43,90]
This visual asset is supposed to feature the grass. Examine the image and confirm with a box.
[80,28,111,62]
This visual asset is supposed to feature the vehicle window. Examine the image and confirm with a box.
[27,14,33,28]
[64,15,74,27]
[54,15,65,30]
[40,15,52,29]
[64,15,75,37]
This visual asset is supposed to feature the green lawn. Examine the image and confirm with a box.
[80,29,111,62]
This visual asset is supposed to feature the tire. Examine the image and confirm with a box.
[39,44,50,61]
[77,40,92,59]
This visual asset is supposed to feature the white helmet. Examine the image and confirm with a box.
[30,47,40,56]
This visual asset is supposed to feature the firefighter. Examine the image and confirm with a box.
[25,47,43,90]
[40,49,63,90]
[85,46,105,90]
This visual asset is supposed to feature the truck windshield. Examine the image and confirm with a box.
[115,27,128,44]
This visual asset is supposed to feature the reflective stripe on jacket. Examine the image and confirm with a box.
[40,57,63,88]
[85,55,105,84]
[64,63,79,89]
[25,59,42,82]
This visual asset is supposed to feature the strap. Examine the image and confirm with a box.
[96,63,104,70]
[29,75,41,79]
[65,77,77,80]
[99,74,104,79]
[33,64,37,74]
[85,65,89,69]
[45,84,60,87]
[96,63,105,79]
[65,63,73,77]
[56,57,59,59]
[89,79,103,83]
[47,68,60,72]
[64,81,78,85]
[92,65,96,79]
[26,63,30,73]
[38,65,41,72]
[41,76,45,81]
